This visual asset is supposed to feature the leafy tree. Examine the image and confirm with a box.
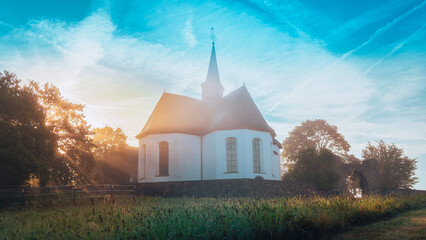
[343,154,362,164]
[93,126,128,158]
[282,119,351,163]
[29,82,96,185]
[0,71,55,186]
[362,140,417,189]
[283,148,340,190]
[1,71,97,186]
[92,126,136,184]
[94,147,138,184]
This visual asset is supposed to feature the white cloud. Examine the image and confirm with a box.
[182,16,197,47]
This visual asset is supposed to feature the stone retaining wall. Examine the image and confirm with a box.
[376,188,426,196]
[137,179,317,198]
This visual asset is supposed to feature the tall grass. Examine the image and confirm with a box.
[0,194,425,239]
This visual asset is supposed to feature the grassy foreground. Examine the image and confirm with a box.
[333,207,426,240]
[0,194,425,239]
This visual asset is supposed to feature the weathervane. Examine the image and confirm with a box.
[209,27,217,44]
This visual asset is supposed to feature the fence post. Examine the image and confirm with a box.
[21,188,25,206]
[73,186,77,203]
[110,185,113,197]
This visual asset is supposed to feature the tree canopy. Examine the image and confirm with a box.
[93,126,128,158]
[0,71,96,186]
[282,119,351,163]
[283,148,340,190]
[362,140,417,189]
[30,82,96,185]
[0,71,55,186]
[92,126,136,184]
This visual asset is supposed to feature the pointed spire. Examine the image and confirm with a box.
[201,28,224,103]
[204,43,224,89]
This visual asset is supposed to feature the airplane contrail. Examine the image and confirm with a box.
[267,1,426,116]
[340,0,426,62]
[365,23,426,75]
[265,79,310,116]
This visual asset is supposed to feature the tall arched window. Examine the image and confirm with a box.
[158,141,169,176]
[252,138,262,173]
[226,137,237,173]
[140,144,146,179]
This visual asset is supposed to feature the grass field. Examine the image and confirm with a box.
[333,207,426,240]
[0,194,425,239]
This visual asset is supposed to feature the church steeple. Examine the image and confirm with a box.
[202,28,224,103]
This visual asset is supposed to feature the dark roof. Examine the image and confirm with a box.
[136,86,281,148]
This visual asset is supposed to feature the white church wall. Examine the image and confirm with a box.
[138,133,201,183]
[202,133,217,180]
[137,130,281,183]
[209,129,280,181]
[272,144,281,180]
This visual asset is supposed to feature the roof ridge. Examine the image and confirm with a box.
[223,85,247,98]
[163,92,203,102]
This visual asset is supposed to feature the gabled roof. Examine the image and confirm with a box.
[206,86,275,136]
[136,87,281,148]
[136,93,211,137]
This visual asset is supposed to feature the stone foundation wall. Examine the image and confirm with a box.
[376,188,426,196]
[137,179,317,198]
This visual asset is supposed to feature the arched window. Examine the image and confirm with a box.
[252,138,262,173]
[158,141,169,176]
[139,145,146,179]
[226,137,237,173]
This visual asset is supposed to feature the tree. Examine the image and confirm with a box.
[0,71,55,186]
[1,71,97,186]
[92,126,136,184]
[343,154,362,164]
[29,82,96,185]
[283,148,340,190]
[282,119,351,163]
[362,140,417,189]
[93,126,128,158]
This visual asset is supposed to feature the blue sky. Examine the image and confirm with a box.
[1,0,425,189]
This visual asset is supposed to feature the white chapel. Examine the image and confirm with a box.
[136,40,282,183]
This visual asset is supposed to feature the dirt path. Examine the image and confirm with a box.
[332,208,426,240]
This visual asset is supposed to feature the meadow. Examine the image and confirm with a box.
[332,207,426,240]
[0,194,425,239]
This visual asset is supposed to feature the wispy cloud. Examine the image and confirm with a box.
[182,16,197,47]
[0,20,14,28]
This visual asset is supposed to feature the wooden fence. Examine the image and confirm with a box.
[0,184,136,207]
